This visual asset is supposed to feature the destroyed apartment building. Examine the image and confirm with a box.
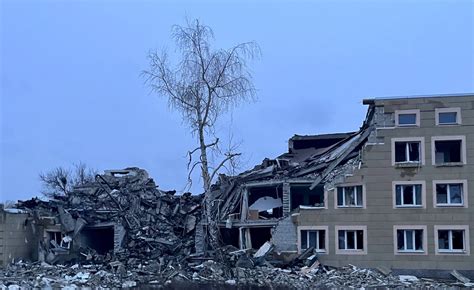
[209,93,474,278]
[1,93,473,279]
[1,168,202,267]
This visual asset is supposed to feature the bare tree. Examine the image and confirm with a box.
[144,19,259,249]
[39,163,97,198]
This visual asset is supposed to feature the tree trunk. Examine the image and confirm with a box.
[197,116,219,250]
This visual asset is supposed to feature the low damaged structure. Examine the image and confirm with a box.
[7,168,202,265]
[210,93,474,278]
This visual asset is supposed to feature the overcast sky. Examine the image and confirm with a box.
[1,0,473,202]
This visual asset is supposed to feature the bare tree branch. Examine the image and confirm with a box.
[208,152,242,186]
[143,19,259,250]
[39,163,97,198]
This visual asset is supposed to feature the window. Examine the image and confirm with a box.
[290,184,326,210]
[391,137,425,166]
[336,185,364,207]
[393,226,427,255]
[397,230,423,251]
[335,226,367,254]
[432,136,466,165]
[395,141,420,163]
[434,225,470,255]
[395,109,420,127]
[395,184,422,207]
[435,140,462,163]
[301,230,325,252]
[298,226,328,254]
[436,108,461,126]
[434,180,467,207]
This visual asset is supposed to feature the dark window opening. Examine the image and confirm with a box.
[397,229,423,251]
[80,226,114,255]
[48,231,62,245]
[220,228,240,249]
[438,229,465,252]
[395,141,420,163]
[395,184,422,206]
[436,183,463,205]
[249,227,272,249]
[301,230,326,251]
[338,230,364,250]
[337,185,363,207]
[290,184,324,210]
[248,186,283,219]
[435,140,462,164]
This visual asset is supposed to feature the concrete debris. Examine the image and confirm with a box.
[451,269,470,284]
[15,167,202,266]
[253,241,273,259]
[399,275,419,283]
[0,260,463,289]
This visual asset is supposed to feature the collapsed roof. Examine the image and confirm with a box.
[210,106,376,221]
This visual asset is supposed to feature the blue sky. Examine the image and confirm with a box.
[1,0,473,201]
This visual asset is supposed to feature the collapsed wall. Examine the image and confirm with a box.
[15,167,203,265]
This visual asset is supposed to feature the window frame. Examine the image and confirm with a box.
[433,180,468,208]
[391,137,425,166]
[393,225,428,255]
[335,184,366,209]
[434,225,470,255]
[335,225,367,255]
[395,109,420,127]
[431,136,467,166]
[435,107,462,126]
[392,181,426,208]
[297,226,328,254]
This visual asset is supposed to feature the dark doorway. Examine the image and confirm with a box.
[249,227,272,249]
[220,228,240,248]
[80,226,114,254]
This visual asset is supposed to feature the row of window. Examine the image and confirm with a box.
[391,136,466,166]
[299,225,470,255]
[335,180,468,208]
[395,108,462,127]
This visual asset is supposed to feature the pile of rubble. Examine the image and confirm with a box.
[16,168,202,265]
[1,258,468,289]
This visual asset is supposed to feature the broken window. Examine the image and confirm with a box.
[434,140,462,164]
[336,185,363,207]
[47,231,70,249]
[438,229,465,253]
[436,183,464,206]
[338,230,364,251]
[397,229,424,252]
[48,231,62,245]
[248,186,283,219]
[395,184,422,207]
[290,184,324,210]
[395,141,420,163]
[301,230,326,252]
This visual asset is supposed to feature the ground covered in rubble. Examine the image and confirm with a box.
[1,260,468,289]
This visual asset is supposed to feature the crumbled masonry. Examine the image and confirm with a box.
[15,168,202,266]
[1,260,470,289]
